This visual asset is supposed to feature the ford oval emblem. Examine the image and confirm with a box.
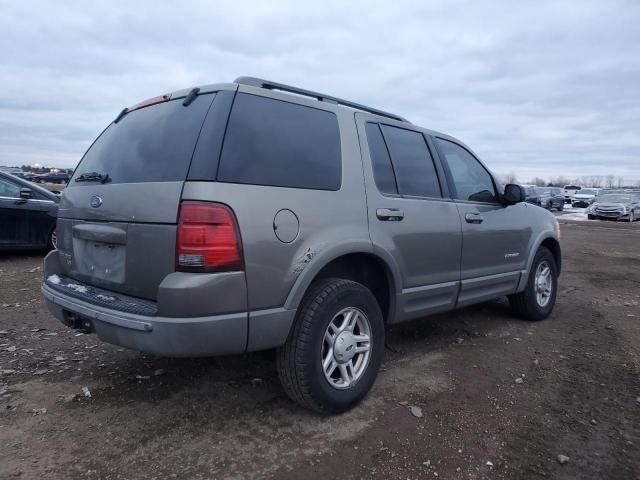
[90,195,103,208]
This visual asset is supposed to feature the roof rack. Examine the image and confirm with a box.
[234,76,409,123]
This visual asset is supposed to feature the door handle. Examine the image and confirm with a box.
[376,208,404,221]
[465,212,484,224]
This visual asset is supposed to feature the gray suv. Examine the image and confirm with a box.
[42,77,561,413]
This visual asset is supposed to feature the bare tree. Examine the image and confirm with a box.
[617,176,625,188]
[530,177,546,186]
[605,175,615,188]
[502,172,518,184]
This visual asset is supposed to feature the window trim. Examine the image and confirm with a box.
[376,123,444,201]
[433,136,502,206]
[365,122,399,196]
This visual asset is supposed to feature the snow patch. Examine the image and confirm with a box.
[47,274,62,285]
[65,283,88,294]
[96,294,115,302]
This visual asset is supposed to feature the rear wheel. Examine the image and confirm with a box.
[509,247,557,321]
[277,278,384,413]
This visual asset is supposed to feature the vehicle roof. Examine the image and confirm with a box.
[160,78,466,142]
[0,171,60,202]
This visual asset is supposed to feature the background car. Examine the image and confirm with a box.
[587,193,639,222]
[34,171,71,184]
[563,184,582,203]
[525,186,564,211]
[572,188,599,207]
[0,172,59,250]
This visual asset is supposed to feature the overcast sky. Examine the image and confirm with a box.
[1,1,638,183]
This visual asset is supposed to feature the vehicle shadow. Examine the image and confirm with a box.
[78,298,517,411]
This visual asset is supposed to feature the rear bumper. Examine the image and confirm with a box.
[42,282,249,357]
[40,250,297,356]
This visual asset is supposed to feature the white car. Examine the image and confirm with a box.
[562,185,582,203]
[571,188,599,208]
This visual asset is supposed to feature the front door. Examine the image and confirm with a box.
[433,137,530,307]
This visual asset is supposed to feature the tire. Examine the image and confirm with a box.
[508,247,558,321]
[558,204,564,212]
[277,278,384,413]
[47,226,57,250]
[588,214,596,220]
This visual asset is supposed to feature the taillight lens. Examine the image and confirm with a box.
[176,202,243,272]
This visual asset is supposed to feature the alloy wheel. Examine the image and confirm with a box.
[321,307,372,389]
[535,260,553,307]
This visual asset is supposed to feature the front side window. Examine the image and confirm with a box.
[218,94,341,190]
[380,125,441,198]
[436,138,498,203]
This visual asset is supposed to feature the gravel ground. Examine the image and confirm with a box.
[1,219,639,479]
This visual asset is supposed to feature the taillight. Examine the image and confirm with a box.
[176,202,243,272]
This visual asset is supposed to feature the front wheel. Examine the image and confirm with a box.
[277,278,384,413]
[509,247,558,321]
[47,227,57,250]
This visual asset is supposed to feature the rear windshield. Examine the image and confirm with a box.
[71,94,215,185]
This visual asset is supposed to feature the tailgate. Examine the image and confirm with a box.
[55,93,219,301]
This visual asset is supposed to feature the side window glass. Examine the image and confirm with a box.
[218,93,342,190]
[365,123,397,195]
[436,138,498,203]
[380,125,442,198]
[0,177,21,198]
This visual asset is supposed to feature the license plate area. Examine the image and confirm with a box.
[73,239,126,284]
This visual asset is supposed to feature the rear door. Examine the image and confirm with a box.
[57,90,231,300]
[433,137,530,307]
[356,114,462,322]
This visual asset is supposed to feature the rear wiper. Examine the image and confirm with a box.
[75,172,111,184]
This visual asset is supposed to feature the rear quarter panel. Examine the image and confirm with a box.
[181,99,369,311]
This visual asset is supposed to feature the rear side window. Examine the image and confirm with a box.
[72,95,215,185]
[365,123,398,195]
[436,138,498,203]
[218,94,341,190]
[380,125,441,198]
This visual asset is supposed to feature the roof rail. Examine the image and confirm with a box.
[234,76,409,123]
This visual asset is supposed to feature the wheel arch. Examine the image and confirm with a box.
[517,233,561,292]
[284,246,401,324]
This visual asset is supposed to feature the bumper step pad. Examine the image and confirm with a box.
[45,275,158,317]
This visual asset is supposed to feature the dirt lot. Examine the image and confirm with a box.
[1,220,639,479]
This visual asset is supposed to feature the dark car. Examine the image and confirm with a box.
[525,187,564,211]
[0,172,59,250]
[34,172,71,184]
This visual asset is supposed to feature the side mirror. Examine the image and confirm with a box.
[503,184,525,204]
[20,187,32,200]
